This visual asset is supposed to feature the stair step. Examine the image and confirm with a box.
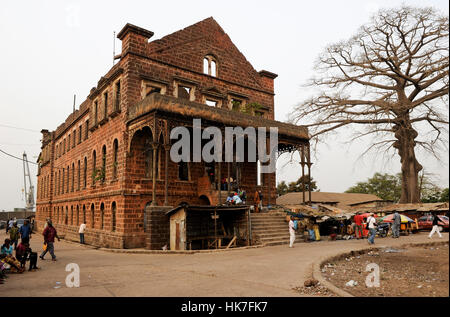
[262,239,302,247]
[251,223,287,228]
[257,232,303,238]
[252,228,289,234]
[251,218,287,222]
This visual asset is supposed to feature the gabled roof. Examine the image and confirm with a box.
[276,192,383,209]
[146,17,268,91]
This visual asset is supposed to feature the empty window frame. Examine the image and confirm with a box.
[114,80,121,111]
[141,80,166,99]
[205,99,218,107]
[203,55,218,77]
[174,81,196,101]
[94,100,98,125]
[103,92,108,120]
[112,139,119,179]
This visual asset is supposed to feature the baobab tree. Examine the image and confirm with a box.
[291,6,449,203]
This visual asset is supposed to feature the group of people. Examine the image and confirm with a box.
[226,189,247,205]
[0,218,61,284]
[287,211,445,249]
[355,210,446,245]
[1,219,37,284]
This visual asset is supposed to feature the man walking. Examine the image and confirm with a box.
[354,213,363,239]
[366,213,377,245]
[7,218,14,234]
[428,213,443,239]
[9,222,20,250]
[392,212,401,238]
[19,219,32,242]
[79,221,86,244]
[39,220,60,261]
[289,216,296,248]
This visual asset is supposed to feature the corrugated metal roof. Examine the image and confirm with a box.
[276,192,382,209]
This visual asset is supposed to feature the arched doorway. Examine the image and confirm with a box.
[198,195,211,206]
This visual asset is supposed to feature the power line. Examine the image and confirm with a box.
[0,124,41,133]
[0,143,39,146]
[0,147,82,172]
[0,148,38,165]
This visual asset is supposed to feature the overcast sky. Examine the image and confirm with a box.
[0,0,448,211]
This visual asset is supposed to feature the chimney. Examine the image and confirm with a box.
[117,23,154,57]
[258,70,278,91]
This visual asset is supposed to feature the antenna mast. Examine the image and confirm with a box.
[113,31,116,66]
[23,152,35,211]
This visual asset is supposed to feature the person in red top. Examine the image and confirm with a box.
[39,220,60,261]
[354,213,363,239]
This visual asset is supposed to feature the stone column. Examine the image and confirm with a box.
[164,144,170,206]
[218,161,222,205]
[227,162,231,196]
[151,143,158,206]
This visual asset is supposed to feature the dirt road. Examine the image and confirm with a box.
[1,231,447,297]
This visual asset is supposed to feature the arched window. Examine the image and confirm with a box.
[76,205,79,226]
[70,206,73,225]
[92,150,97,184]
[83,157,87,188]
[100,203,105,230]
[71,162,75,192]
[65,206,68,225]
[113,139,118,180]
[101,145,106,182]
[94,101,98,125]
[82,205,86,224]
[54,172,57,194]
[111,202,117,232]
[77,160,81,190]
[62,168,65,194]
[203,55,218,77]
[66,165,70,193]
[90,203,95,228]
[203,58,209,74]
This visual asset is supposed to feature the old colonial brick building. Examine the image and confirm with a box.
[36,18,311,249]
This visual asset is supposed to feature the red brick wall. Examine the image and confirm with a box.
[36,19,278,249]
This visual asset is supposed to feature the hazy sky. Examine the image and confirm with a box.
[0,0,448,211]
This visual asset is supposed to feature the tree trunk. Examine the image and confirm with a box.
[393,119,422,203]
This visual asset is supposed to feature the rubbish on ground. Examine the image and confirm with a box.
[345,280,358,287]
[304,278,319,287]
[383,248,405,253]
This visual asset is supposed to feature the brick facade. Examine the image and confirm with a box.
[35,18,310,249]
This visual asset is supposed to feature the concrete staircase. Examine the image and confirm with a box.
[251,212,303,246]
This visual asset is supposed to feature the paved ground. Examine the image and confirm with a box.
[1,231,448,297]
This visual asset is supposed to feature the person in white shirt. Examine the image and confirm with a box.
[366,213,377,245]
[289,216,296,248]
[78,222,86,244]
